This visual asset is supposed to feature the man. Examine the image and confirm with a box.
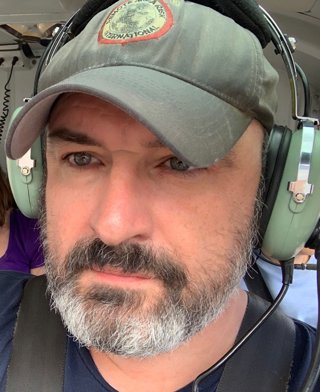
[1,0,319,391]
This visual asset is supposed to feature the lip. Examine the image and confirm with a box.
[88,268,153,284]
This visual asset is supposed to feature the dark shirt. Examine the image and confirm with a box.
[0,271,318,391]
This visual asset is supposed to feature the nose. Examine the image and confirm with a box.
[89,167,153,246]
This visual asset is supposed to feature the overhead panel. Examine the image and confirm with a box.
[259,0,318,14]
[0,0,73,24]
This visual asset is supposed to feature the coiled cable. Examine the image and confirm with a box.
[0,56,19,142]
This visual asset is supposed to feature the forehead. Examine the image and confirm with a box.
[48,93,167,149]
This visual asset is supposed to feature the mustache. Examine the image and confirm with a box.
[61,239,188,290]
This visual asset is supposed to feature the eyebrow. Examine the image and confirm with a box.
[47,128,102,147]
[142,139,166,149]
[47,128,168,150]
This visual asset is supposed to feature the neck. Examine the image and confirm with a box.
[90,289,247,392]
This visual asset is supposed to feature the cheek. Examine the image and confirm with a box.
[157,192,230,260]
[45,174,94,259]
[158,174,258,274]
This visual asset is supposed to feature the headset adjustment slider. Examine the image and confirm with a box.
[17,149,35,177]
[288,122,316,204]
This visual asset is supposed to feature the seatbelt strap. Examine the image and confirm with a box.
[6,275,66,392]
[217,293,296,392]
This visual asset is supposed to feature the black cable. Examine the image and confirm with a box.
[300,245,320,392]
[294,263,317,271]
[191,258,294,392]
[295,62,311,117]
[33,17,76,96]
[0,56,19,142]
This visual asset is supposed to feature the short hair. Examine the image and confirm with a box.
[0,169,15,226]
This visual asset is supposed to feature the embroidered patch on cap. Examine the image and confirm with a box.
[98,0,173,44]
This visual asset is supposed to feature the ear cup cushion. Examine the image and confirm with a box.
[258,125,292,244]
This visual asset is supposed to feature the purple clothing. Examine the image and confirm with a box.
[0,209,44,273]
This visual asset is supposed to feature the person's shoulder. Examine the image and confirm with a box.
[289,318,319,391]
[0,271,31,325]
[293,318,316,351]
[0,270,31,285]
[0,271,31,392]
[0,270,31,304]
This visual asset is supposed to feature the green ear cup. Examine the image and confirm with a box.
[262,122,320,260]
[6,107,43,218]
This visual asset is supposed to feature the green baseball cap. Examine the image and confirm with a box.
[6,0,278,167]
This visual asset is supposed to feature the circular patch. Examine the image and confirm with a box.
[98,0,173,44]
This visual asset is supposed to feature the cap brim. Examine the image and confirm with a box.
[6,66,252,166]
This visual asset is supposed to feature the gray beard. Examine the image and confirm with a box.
[41,234,253,358]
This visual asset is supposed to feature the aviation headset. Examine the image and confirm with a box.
[5,0,320,262]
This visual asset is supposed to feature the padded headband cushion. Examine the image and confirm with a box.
[71,0,117,35]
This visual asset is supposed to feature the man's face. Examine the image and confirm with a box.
[42,93,264,357]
